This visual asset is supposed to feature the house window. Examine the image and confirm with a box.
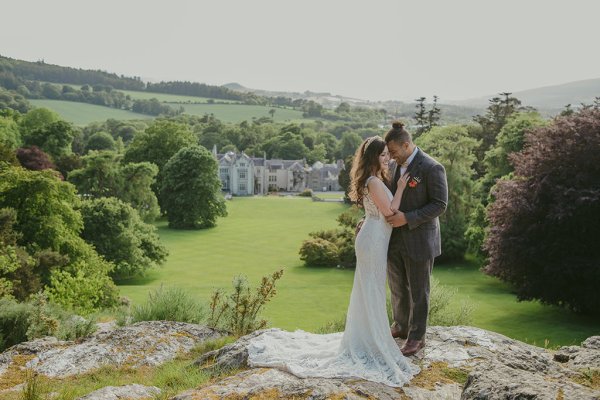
[239,169,247,179]
[220,168,228,174]
[269,175,277,182]
[240,162,245,167]
[239,183,247,192]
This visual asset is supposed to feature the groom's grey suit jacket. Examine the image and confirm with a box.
[388,148,448,261]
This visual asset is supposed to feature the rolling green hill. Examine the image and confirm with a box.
[30,99,304,125]
[178,103,303,122]
[29,99,153,125]
[118,89,241,104]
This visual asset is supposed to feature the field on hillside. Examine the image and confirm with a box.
[178,103,304,122]
[117,196,600,346]
[30,99,304,125]
[119,89,241,103]
[30,99,153,125]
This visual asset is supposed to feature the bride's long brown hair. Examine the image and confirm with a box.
[348,136,389,206]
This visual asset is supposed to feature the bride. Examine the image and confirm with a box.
[247,136,419,387]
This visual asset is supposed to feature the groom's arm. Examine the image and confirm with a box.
[404,163,448,230]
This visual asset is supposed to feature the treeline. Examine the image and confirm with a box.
[146,81,251,102]
[0,55,145,90]
[0,68,182,116]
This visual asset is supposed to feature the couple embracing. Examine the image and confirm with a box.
[248,121,448,387]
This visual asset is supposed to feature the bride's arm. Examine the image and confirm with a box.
[367,178,396,217]
[391,174,408,211]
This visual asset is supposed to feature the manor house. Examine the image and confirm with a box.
[212,146,343,195]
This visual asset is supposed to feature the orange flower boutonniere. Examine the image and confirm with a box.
[408,176,421,188]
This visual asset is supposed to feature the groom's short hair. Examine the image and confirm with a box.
[385,121,412,144]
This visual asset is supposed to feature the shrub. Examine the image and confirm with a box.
[298,188,313,197]
[299,238,339,267]
[0,294,96,351]
[130,286,205,324]
[427,278,473,326]
[208,270,283,336]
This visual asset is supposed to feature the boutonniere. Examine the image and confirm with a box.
[408,176,421,188]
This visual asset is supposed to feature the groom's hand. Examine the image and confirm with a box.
[355,218,365,236]
[386,211,407,227]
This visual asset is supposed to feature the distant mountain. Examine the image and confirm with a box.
[450,78,600,111]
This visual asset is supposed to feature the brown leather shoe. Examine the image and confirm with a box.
[401,339,425,356]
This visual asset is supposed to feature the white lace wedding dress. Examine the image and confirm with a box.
[247,176,419,387]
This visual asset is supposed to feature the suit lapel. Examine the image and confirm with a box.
[406,148,424,176]
[401,148,424,203]
[388,160,399,193]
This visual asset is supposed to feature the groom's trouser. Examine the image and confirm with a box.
[387,244,434,341]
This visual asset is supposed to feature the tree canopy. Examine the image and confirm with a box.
[161,145,227,228]
[484,108,600,314]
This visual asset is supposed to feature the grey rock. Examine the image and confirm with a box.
[554,338,600,370]
[171,367,406,400]
[462,362,598,400]
[583,336,600,350]
[77,384,161,400]
[188,326,600,400]
[193,328,271,371]
[0,321,222,378]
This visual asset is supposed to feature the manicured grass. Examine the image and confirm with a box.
[313,191,345,200]
[29,99,153,125]
[117,197,352,332]
[117,197,599,346]
[119,89,240,104]
[179,103,304,122]
[29,99,304,125]
[432,262,599,347]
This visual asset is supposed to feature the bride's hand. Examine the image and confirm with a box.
[397,173,409,191]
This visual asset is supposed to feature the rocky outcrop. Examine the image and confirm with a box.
[0,321,222,378]
[190,326,599,399]
[1,323,598,399]
[78,384,161,400]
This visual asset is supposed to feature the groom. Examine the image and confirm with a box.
[384,122,448,356]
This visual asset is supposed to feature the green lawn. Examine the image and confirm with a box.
[29,99,304,125]
[432,262,599,347]
[117,197,599,346]
[119,90,240,104]
[30,99,153,125]
[179,103,304,123]
[117,197,352,331]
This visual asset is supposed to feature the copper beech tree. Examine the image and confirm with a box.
[484,107,600,314]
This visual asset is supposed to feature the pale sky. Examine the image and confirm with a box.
[2,0,599,102]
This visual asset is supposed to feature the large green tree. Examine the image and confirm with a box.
[80,197,168,279]
[417,124,479,261]
[472,93,524,176]
[337,131,363,159]
[19,108,60,135]
[69,151,160,222]
[124,120,196,170]
[161,145,227,229]
[22,120,75,160]
[0,165,118,311]
[0,116,21,149]
[467,112,547,261]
